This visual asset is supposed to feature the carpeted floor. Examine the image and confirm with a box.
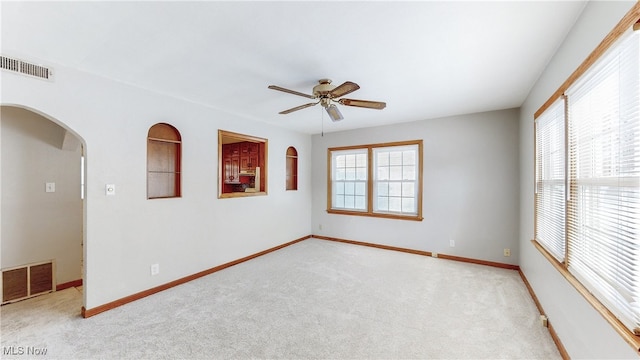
[1,238,561,359]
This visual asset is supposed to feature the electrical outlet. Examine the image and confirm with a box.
[150,263,160,276]
[45,182,56,193]
[504,248,511,257]
[449,239,455,247]
[431,252,438,258]
[540,315,548,327]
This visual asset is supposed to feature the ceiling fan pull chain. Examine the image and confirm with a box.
[321,106,324,137]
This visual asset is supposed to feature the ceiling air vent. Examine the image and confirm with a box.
[1,55,53,80]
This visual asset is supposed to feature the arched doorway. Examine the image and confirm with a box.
[1,105,86,312]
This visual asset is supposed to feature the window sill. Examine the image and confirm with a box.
[531,239,640,353]
[327,209,423,221]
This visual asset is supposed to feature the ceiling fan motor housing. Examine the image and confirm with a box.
[313,79,336,98]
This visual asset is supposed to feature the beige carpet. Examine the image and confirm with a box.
[1,238,561,359]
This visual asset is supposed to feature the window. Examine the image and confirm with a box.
[534,98,566,262]
[331,148,368,211]
[535,29,640,337]
[218,130,267,198]
[328,140,422,221]
[286,146,298,191]
[147,123,181,199]
[373,145,419,215]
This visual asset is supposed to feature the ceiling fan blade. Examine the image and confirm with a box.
[279,102,318,114]
[339,98,386,110]
[268,85,316,99]
[329,81,360,98]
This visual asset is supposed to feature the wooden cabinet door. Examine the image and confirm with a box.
[230,157,239,181]
[240,155,258,171]
[224,155,239,182]
[249,154,258,169]
[239,142,259,171]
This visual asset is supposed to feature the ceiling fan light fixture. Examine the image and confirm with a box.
[326,104,343,122]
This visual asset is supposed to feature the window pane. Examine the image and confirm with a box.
[336,195,345,208]
[345,195,355,208]
[403,150,416,165]
[355,196,366,210]
[389,166,402,180]
[378,167,389,180]
[336,168,346,181]
[389,182,401,196]
[355,182,366,196]
[336,155,345,168]
[377,152,389,166]
[535,98,566,262]
[389,151,402,165]
[345,154,356,167]
[356,153,367,167]
[402,198,415,213]
[377,197,388,211]
[356,167,367,180]
[335,182,345,195]
[377,182,389,196]
[344,182,355,195]
[402,182,415,196]
[345,168,356,180]
[403,167,415,180]
[389,197,401,212]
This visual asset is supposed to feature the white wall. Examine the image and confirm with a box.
[1,63,312,310]
[519,1,639,358]
[1,106,82,285]
[312,109,520,265]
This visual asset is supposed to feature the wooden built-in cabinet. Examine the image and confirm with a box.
[222,141,263,193]
[219,130,268,198]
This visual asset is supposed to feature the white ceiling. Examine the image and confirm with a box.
[1,1,586,134]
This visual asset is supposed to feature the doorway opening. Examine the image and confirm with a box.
[0,105,86,313]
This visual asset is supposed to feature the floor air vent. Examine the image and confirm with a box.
[1,55,53,80]
[2,260,55,304]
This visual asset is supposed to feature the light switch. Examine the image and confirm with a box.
[45,182,55,193]
[105,184,116,196]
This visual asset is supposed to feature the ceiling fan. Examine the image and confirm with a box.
[268,79,386,122]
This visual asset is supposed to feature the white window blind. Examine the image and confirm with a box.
[535,98,566,262]
[331,149,368,211]
[565,30,640,333]
[373,145,418,215]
